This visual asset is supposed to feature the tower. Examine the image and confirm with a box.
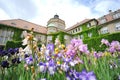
[47,14,66,34]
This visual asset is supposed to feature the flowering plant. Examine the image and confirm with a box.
[0,29,120,80]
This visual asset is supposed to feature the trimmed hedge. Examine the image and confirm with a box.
[5,41,42,50]
[83,32,120,51]
[5,41,24,50]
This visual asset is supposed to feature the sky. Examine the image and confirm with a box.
[0,0,120,28]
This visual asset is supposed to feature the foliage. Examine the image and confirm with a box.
[59,32,64,44]
[0,24,23,41]
[5,41,24,50]
[74,27,99,39]
[83,32,120,51]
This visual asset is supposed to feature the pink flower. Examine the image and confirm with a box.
[101,39,110,46]
[79,44,89,54]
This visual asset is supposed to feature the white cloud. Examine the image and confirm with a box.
[0,8,10,20]
[0,0,120,28]
[31,0,92,28]
[94,0,120,14]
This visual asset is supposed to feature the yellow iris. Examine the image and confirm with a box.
[57,61,60,65]
[55,48,59,54]
[61,44,65,49]
[103,52,111,56]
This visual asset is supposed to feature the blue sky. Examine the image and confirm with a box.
[0,0,120,28]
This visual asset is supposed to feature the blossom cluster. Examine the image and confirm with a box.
[1,30,120,80]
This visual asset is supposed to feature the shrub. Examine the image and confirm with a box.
[83,32,120,51]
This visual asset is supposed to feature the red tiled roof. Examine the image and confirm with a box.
[66,19,91,31]
[0,19,47,34]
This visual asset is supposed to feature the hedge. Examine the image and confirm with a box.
[5,41,24,50]
[5,41,42,50]
[83,32,120,51]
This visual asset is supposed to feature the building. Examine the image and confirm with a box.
[98,9,120,34]
[0,19,47,47]
[0,9,120,47]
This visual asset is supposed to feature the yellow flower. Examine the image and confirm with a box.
[57,61,60,65]
[61,44,65,49]
[31,66,35,73]
[55,48,59,54]
[103,52,111,56]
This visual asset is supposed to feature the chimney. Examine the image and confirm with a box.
[109,10,112,13]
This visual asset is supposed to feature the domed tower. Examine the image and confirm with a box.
[47,14,66,34]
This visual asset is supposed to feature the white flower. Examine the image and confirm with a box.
[48,66,55,75]
[69,61,75,67]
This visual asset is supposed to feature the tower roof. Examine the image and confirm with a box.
[54,14,59,19]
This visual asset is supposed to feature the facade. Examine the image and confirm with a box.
[98,9,120,34]
[0,9,120,47]
[0,19,47,47]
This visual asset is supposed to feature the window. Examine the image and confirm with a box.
[80,27,82,31]
[73,30,74,33]
[79,35,83,39]
[113,12,120,19]
[87,23,91,27]
[101,27,108,34]
[88,33,92,37]
[76,28,77,32]
[115,22,120,30]
[78,27,80,31]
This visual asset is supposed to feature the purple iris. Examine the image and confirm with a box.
[66,69,96,80]
[101,39,110,46]
[79,69,96,80]
[1,50,8,56]
[70,39,83,47]
[25,55,33,65]
[46,44,54,52]
[108,41,120,53]
[94,52,103,59]
[12,58,21,64]
[79,44,89,54]
[14,48,19,53]
[1,60,9,68]
[48,60,56,75]
[38,62,46,73]
[8,48,15,55]
[61,63,70,72]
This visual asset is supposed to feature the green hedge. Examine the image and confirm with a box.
[5,41,24,50]
[5,41,43,50]
[83,32,120,51]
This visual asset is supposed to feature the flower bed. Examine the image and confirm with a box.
[0,29,120,80]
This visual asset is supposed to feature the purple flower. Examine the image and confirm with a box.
[46,44,54,52]
[70,39,83,47]
[101,39,110,46]
[79,69,96,80]
[94,52,103,59]
[61,63,70,72]
[79,44,89,54]
[1,50,8,56]
[66,49,76,56]
[1,60,9,68]
[38,62,46,73]
[8,48,15,55]
[47,60,56,75]
[25,55,33,65]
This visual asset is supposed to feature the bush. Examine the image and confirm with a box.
[5,41,24,50]
[83,32,120,51]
